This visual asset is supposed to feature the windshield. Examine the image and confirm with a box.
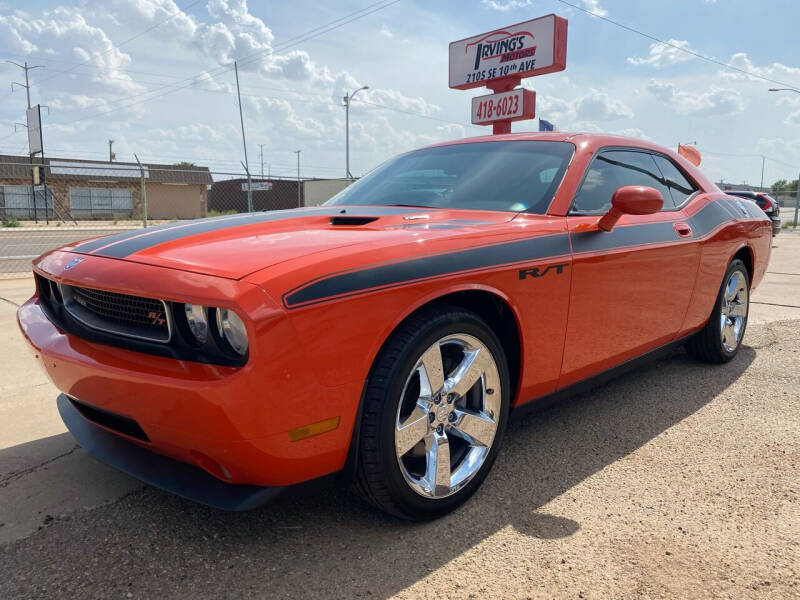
[326,141,574,214]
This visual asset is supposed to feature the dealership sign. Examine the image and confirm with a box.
[449,14,567,90]
[471,88,535,125]
[450,14,566,134]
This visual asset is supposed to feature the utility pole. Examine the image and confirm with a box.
[8,60,43,223]
[343,85,368,179]
[241,161,253,213]
[134,154,148,228]
[108,139,115,162]
[259,144,265,179]
[234,61,252,212]
[7,60,42,109]
[759,155,765,191]
[295,150,301,207]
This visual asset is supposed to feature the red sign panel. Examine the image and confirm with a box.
[471,89,536,126]
[449,14,567,90]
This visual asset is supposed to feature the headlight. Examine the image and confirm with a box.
[215,308,248,355]
[184,304,209,344]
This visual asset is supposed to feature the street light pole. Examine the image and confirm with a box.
[343,85,368,179]
[768,88,800,94]
[760,155,765,191]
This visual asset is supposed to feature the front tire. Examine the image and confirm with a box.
[352,305,510,520]
[685,259,750,363]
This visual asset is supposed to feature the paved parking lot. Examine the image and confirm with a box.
[0,234,798,598]
[0,228,137,274]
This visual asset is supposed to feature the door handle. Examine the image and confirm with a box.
[673,222,693,237]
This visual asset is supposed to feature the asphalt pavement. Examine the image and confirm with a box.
[0,233,798,599]
[0,228,137,274]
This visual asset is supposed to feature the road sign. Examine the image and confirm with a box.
[449,14,567,90]
[539,119,554,132]
[241,181,273,191]
[26,105,43,155]
[471,89,535,125]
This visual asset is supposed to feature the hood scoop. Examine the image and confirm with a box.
[329,215,379,226]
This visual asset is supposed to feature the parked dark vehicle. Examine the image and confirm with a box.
[726,191,781,236]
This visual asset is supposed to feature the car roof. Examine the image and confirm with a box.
[419,132,718,193]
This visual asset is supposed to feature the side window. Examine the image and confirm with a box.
[651,155,697,207]
[571,150,672,214]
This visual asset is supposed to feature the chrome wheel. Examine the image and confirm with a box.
[720,270,748,352]
[394,334,501,499]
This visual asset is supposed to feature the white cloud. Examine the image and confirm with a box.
[574,90,634,120]
[580,0,608,17]
[721,52,800,85]
[482,0,606,14]
[0,6,140,92]
[615,128,653,141]
[646,79,744,116]
[480,0,532,11]
[628,39,697,68]
[379,24,393,38]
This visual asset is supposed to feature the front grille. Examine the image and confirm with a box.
[61,284,171,343]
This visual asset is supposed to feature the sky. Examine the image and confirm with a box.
[0,0,799,186]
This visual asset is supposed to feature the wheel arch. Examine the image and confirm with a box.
[341,285,524,479]
[730,244,754,286]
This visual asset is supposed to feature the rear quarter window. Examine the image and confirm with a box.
[651,154,698,207]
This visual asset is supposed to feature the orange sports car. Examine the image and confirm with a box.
[18,133,771,520]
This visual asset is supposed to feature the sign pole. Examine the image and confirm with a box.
[449,14,567,135]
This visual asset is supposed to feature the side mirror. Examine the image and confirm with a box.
[597,185,663,232]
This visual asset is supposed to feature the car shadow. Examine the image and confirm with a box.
[1,345,755,599]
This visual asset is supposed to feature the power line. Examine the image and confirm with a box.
[555,0,800,92]
[32,0,401,127]
[0,0,206,104]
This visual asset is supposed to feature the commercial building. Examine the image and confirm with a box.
[207,177,352,213]
[0,155,212,221]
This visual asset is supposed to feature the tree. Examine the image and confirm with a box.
[772,179,797,194]
[173,161,196,167]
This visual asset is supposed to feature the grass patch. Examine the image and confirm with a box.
[2,216,21,227]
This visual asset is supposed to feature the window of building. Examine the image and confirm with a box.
[1,185,54,219]
[69,187,133,218]
[571,150,674,214]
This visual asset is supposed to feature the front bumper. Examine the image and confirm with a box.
[58,394,282,510]
[18,251,365,488]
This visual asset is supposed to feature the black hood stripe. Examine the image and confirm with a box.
[284,201,737,309]
[74,206,420,258]
[283,233,571,308]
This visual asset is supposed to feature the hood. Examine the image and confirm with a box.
[62,206,517,280]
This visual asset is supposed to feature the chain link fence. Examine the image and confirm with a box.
[0,158,352,275]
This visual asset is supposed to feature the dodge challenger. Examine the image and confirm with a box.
[17,133,771,520]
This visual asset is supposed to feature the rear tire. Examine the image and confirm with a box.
[352,305,510,520]
[685,259,749,363]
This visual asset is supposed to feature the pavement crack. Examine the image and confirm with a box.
[0,295,20,307]
[751,300,800,309]
[0,444,80,488]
